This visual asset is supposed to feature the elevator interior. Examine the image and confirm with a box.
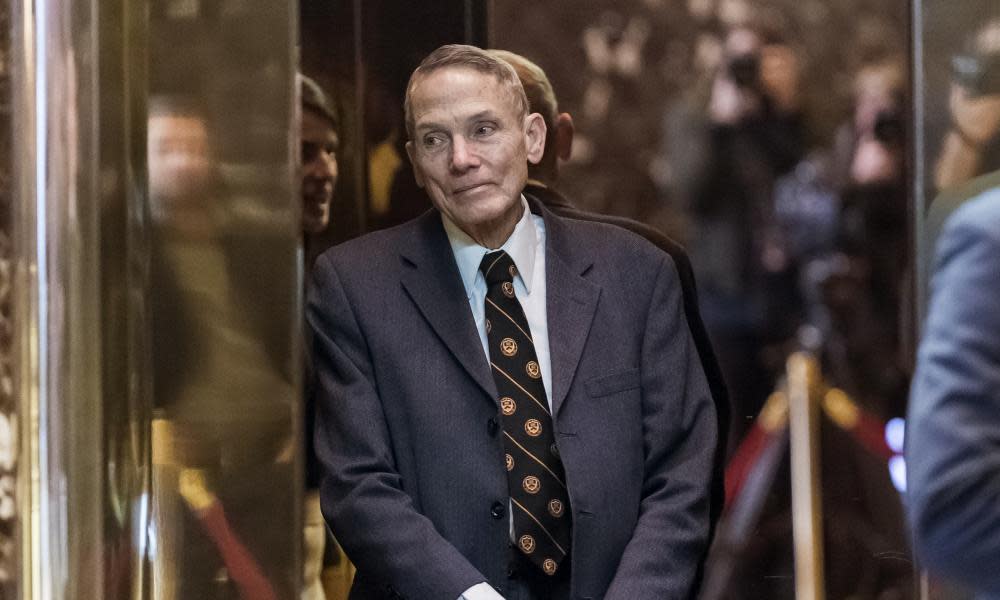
[2,0,997,599]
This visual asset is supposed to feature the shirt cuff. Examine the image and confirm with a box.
[460,581,505,600]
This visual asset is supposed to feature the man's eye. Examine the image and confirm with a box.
[423,135,445,148]
[302,141,320,163]
[475,125,496,136]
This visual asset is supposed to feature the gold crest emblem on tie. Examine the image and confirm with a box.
[506,454,514,471]
[502,281,515,298]
[500,338,518,357]
[526,361,541,379]
[509,264,518,279]
[542,559,557,576]
[523,476,541,494]
[525,419,542,437]
[519,535,536,554]
[548,499,564,517]
[486,319,492,334]
[501,397,517,416]
[550,443,560,457]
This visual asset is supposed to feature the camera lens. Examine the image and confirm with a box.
[728,53,760,89]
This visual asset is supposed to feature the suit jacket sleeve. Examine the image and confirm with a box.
[605,255,717,599]
[906,199,1000,595]
[307,253,487,599]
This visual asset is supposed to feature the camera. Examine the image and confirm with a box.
[727,53,760,89]
[873,110,904,145]
[951,51,1000,98]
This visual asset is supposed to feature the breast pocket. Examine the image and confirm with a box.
[585,367,641,398]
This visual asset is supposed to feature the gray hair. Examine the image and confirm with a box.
[404,44,529,141]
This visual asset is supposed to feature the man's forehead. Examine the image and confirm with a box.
[302,109,338,138]
[410,67,518,121]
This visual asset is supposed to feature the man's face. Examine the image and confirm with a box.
[148,113,212,210]
[301,108,339,234]
[405,67,543,241]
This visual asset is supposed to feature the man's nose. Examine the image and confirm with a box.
[449,136,480,171]
[307,150,336,180]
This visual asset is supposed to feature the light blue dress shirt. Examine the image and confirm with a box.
[442,197,551,600]
[442,197,553,411]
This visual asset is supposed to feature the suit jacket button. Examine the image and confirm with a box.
[487,417,499,437]
[491,501,505,519]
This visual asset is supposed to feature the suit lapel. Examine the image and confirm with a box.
[400,211,499,403]
[536,199,601,417]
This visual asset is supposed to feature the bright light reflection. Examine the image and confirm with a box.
[885,417,905,454]
[889,455,906,493]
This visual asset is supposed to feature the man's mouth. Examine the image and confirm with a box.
[453,182,489,194]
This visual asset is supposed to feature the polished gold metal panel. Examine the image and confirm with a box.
[146,1,301,598]
[10,0,301,598]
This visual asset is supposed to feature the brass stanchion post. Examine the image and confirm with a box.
[787,352,826,600]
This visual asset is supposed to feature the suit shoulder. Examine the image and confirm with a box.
[551,207,691,271]
[552,212,678,273]
[945,189,1000,241]
[316,219,417,274]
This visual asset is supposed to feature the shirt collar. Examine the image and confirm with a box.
[442,195,538,299]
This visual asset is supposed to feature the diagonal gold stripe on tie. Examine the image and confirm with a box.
[485,297,534,343]
[490,362,550,415]
[484,253,505,277]
[511,497,567,555]
[504,432,566,488]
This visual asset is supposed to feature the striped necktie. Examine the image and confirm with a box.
[479,250,571,576]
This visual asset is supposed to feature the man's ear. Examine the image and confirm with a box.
[524,112,547,165]
[555,112,574,162]
[405,141,426,188]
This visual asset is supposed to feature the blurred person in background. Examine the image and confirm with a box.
[300,75,339,257]
[299,74,341,600]
[149,95,295,600]
[701,55,913,600]
[934,18,1000,193]
[666,20,806,453]
[771,54,909,415]
[926,16,1000,300]
[148,96,216,237]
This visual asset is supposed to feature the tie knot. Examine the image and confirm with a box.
[479,250,518,287]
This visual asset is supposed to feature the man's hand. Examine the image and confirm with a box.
[851,136,901,185]
[708,76,760,125]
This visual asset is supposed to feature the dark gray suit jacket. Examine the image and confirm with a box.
[307,199,717,599]
[907,189,1000,599]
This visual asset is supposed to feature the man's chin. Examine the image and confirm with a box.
[302,211,329,234]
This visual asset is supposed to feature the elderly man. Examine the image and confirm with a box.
[308,44,716,600]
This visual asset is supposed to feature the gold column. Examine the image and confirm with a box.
[10,0,301,598]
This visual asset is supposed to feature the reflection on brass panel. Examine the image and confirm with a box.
[147,1,300,598]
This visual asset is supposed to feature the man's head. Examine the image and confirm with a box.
[404,44,546,247]
[300,74,339,234]
[148,95,213,218]
[486,50,574,186]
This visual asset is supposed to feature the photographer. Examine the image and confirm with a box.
[771,56,909,415]
[934,18,1000,191]
[679,22,807,451]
